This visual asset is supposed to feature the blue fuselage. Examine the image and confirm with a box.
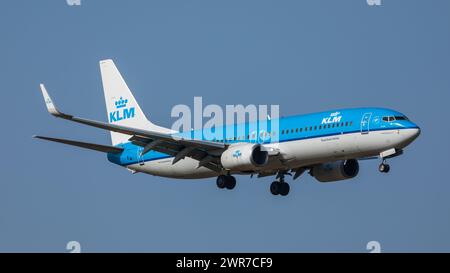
[108,107,420,167]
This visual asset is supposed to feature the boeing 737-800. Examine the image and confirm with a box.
[35,60,421,196]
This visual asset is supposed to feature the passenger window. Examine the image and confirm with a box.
[300,128,303,132]
[282,130,284,134]
[296,128,299,133]
[291,129,294,133]
[314,126,317,130]
[345,122,349,126]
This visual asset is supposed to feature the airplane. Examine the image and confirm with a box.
[35,59,421,196]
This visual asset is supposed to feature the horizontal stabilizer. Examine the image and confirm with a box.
[34,135,124,154]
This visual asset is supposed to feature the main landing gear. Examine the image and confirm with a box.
[216,170,297,196]
[270,172,290,196]
[379,160,390,173]
[216,175,236,190]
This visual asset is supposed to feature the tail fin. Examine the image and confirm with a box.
[99,59,173,145]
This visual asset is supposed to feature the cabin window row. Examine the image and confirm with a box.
[210,121,354,142]
[212,131,277,143]
[281,121,353,135]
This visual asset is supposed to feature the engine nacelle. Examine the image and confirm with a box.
[311,159,359,183]
[221,144,269,171]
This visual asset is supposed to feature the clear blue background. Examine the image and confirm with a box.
[1,0,449,252]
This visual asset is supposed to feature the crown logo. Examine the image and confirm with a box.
[330,111,341,117]
[232,150,242,158]
[115,97,128,109]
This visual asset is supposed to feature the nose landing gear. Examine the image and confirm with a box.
[379,160,390,173]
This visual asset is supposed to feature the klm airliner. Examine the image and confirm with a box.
[35,60,421,196]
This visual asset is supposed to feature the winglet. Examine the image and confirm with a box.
[39,84,71,118]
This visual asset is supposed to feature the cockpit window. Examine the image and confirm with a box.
[382,115,409,122]
[394,116,409,121]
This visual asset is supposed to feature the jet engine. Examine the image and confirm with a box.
[311,159,359,182]
[221,144,269,171]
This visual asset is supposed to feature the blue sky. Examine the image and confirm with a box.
[0,0,449,252]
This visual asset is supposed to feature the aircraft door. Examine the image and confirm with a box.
[361,113,372,134]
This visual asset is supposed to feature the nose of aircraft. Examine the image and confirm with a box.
[397,122,420,149]
[413,127,420,138]
[408,126,421,142]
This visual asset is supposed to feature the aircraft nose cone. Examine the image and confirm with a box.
[415,127,421,137]
[398,126,420,148]
[409,127,421,141]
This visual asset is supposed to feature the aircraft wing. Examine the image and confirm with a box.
[34,135,124,153]
[39,84,226,172]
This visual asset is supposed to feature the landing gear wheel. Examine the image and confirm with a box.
[225,176,236,190]
[217,175,236,190]
[379,163,390,173]
[279,183,290,196]
[270,181,290,196]
[270,181,280,195]
[216,175,227,189]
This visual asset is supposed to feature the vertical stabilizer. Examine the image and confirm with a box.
[99,59,172,145]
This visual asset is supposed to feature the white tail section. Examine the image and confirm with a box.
[100,59,173,145]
